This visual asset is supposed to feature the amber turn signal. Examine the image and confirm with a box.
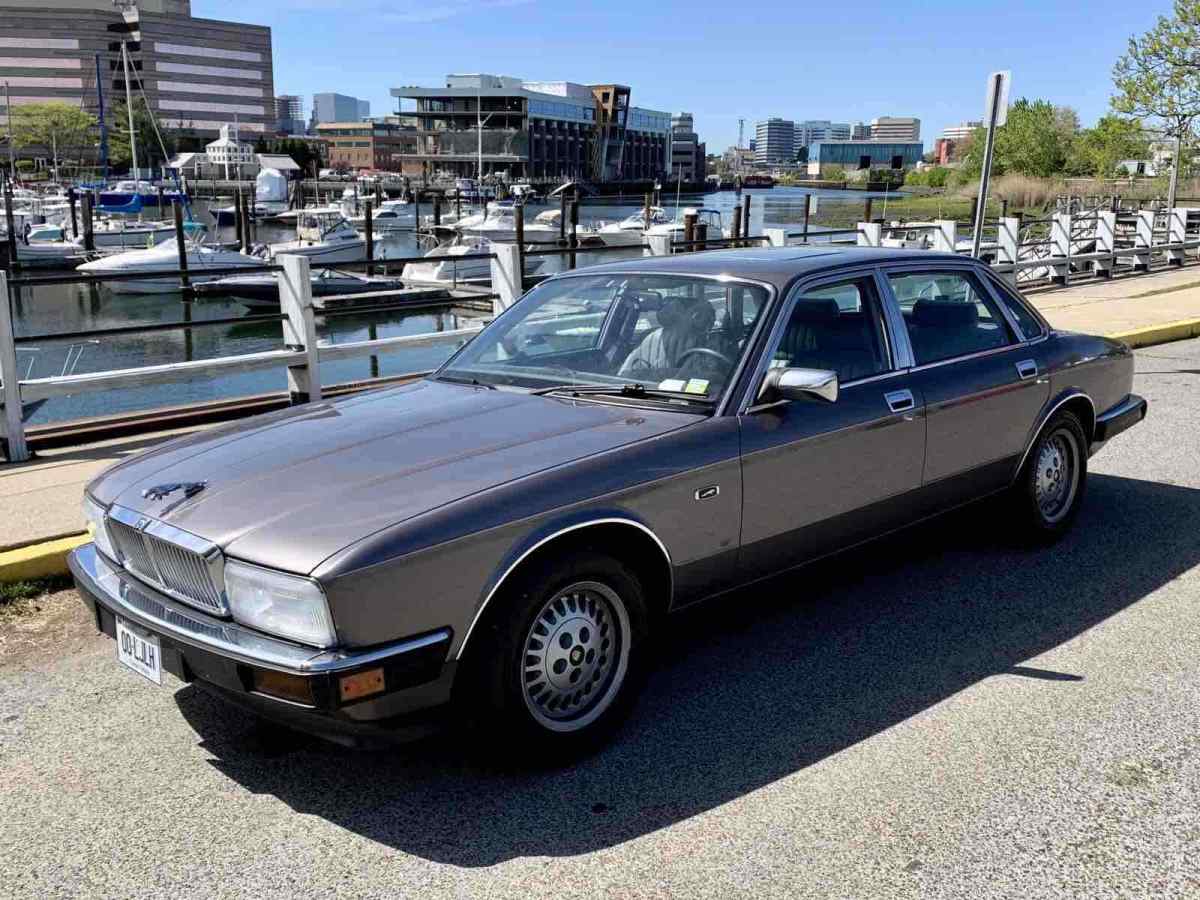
[251,669,315,705]
[339,667,386,703]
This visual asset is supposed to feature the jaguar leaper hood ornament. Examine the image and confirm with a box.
[141,481,208,502]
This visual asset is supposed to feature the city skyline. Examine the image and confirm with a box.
[196,0,1162,152]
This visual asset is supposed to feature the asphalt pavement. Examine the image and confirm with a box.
[2,340,1199,899]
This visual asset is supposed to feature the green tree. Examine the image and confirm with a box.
[10,102,96,179]
[108,98,175,170]
[961,99,1079,178]
[1067,115,1150,177]
[1112,0,1200,204]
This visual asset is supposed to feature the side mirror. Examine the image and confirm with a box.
[759,367,839,404]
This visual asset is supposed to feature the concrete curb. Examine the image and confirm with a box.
[1107,318,1200,349]
[0,533,87,584]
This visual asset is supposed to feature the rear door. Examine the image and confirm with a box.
[881,264,1050,494]
[737,269,927,577]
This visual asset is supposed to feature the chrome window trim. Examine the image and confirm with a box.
[455,517,673,661]
[434,269,779,419]
[107,504,228,615]
[737,265,898,415]
[978,269,1051,342]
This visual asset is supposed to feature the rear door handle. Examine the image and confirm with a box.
[1016,359,1038,380]
[885,389,915,413]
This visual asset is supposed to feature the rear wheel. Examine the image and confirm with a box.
[462,550,648,759]
[1011,410,1087,541]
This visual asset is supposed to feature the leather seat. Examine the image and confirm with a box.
[778,299,880,382]
[909,298,992,363]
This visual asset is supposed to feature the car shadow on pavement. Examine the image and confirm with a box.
[176,472,1200,867]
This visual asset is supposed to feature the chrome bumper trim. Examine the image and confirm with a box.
[69,543,451,674]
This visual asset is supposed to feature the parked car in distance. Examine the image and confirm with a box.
[70,248,1147,755]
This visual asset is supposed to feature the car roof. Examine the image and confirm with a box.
[570,246,970,290]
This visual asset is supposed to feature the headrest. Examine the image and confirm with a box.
[913,299,979,328]
[790,298,841,323]
[635,290,663,311]
[659,296,715,333]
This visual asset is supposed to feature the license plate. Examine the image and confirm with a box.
[116,618,162,686]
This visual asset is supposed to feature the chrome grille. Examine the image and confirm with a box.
[106,508,227,615]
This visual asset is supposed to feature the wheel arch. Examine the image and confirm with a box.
[455,515,674,662]
[1012,389,1095,483]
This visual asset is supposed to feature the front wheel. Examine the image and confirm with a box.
[1011,410,1088,541]
[463,551,648,759]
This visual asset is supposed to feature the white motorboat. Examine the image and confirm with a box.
[645,207,729,243]
[343,196,414,234]
[454,203,562,243]
[12,238,84,267]
[596,207,673,246]
[77,237,260,293]
[197,267,408,308]
[265,210,369,264]
[403,239,545,285]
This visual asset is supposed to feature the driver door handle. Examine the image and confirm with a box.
[885,389,915,414]
[1016,359,1038,380]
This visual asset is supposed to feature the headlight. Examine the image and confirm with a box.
[82,494,118,561]
[224,560,336,648]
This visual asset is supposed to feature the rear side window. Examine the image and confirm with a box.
[988,278,1046,340]
[888,271,1014,365]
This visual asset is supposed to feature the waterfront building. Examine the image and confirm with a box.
[806,140,923,175]
[311,92,370,128]
[0,0,275,149]
[275,94,304,135]
[754,118,794,166]
[669,112,705,183]
[869,116,921,142]
[795,120,851,148]
[204,122,254,178]
[390,74,671,182]
[315,120,417,173]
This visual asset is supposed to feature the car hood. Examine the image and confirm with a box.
[92,380,698,574]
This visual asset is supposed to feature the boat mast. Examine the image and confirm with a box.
[4,81,14,183]
[121,41,138,182]
[94,55,108,179]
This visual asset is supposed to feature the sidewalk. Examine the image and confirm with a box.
[3,266,1200,578]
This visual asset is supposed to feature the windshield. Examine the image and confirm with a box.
[437,273,772,405]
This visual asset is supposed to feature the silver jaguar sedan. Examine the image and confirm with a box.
[70,247,1146,755]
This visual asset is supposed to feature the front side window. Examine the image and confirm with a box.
[438,274,771,406]
[888,270,1014,365]
[768,277,890,384]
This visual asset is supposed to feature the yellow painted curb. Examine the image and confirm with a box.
[0,533,88,584]
[1107,318,1200,349]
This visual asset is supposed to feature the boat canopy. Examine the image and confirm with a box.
[97,195,144,215]
[255,168,289,204]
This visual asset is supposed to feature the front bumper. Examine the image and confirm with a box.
[69,543,456,745]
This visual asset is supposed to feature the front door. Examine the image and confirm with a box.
[738,272,927,577]
[883,267,1050,494]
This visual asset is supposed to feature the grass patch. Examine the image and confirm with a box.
[0,576,73,616]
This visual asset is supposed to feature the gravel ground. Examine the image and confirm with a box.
[2,341,1199,899]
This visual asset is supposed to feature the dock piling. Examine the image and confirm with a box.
[68,190,78,240]
[643,193,652,232]
[365,199,374,276]
[433,197,442,228]
[3,186,17,271]
[515,203,526,286]
[864,197,873,224]
[0,270,30,461]
[173,201,191,297]
[730,206,742,248]
[81,193,95,252]
[803,194,812,241]
[683,212,697,251]
[742,194,752,242]
[568,200,579,269]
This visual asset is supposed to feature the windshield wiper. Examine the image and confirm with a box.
[434,374,496,390]
[530,383,714,404]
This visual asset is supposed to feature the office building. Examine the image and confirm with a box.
[316,120,417,172]
[870,116,921,142]
[795,120,851,148]
[806,140,923,175]
[275,94,304,134]
[311,92,370,127]
[754,118,794,166]
[390,74,672,181]
[850,121,871,140]
[0,0,275,143]
[669,112,705,182]
[941,121,981,142]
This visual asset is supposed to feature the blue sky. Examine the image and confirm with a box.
[197,0,1161,149]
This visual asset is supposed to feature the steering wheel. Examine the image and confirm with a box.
[675,347,734,369]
